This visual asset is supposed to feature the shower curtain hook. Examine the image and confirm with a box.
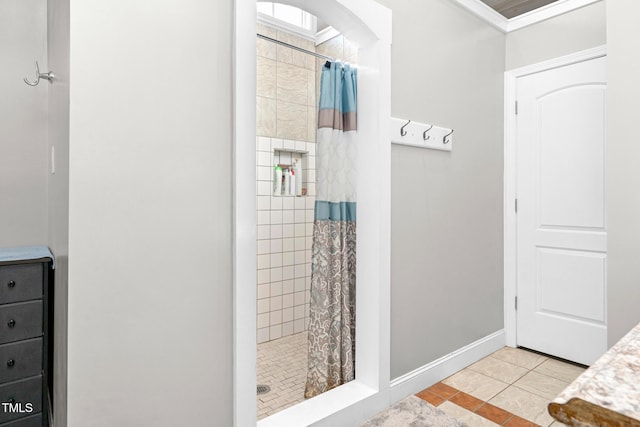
[400,119,411,137]
[422,124,434,140]
[443,129,454,144]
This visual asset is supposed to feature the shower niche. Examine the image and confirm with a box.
[273,144,312,197]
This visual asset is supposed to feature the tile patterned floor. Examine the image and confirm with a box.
[416,347,586,426]
[256,341,585,425]
[256,332,308,420]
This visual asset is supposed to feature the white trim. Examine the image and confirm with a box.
[390,330,505,403]
[506,0,601,32]
[257,13,316,42]
[503,45,607,347]
[315,26,341,46]
[450,0,602,33]
[234,0,392,426]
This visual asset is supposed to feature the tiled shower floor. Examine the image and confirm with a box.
[257,332,308,420]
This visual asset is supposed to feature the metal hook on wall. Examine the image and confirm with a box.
[443,129,454,144]
[422,125,434,140]
[400,119,411,137]
[23,61,54,87]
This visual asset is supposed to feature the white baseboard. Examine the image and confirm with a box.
[389,330,506,402]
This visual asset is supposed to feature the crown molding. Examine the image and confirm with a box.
[450,0,601,33]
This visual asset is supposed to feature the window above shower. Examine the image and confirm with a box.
[257,2,317,36]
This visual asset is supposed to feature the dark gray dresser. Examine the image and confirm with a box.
[0,247,53,427]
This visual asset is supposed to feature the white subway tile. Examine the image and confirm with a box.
[305,291,310,303]
[305,196,315,210]
[294,277,306,293]
[295,140,306,151]
[283,281,295,296]
[307,182,316,196]
[282,321,294,337]
[295,224,306,237]
[282,196,294,210]
[282,266,294,281]
[282,224,295,238]
[284,139,295,150]
[280,151,292,165]
[282,251,294,266]
[257,240,270,255]
[294,305,305,320]
[294,237,305,251]
[270,196,283,210]
[257,196,271,211]
[294,250,305,265]
[271,138,284,151]
[257,210,270,225]
[294,291,306,306]
[294,264,306,278]
[257,225,270,240]
[270,267,282,282]
[305,263,311,277]
[282,293,294,308]
[270,210,283,224]
[283,307,294,322]
[307,169,316,183]
[258,166,273,182]
[270,281,282,297]
[307,155,315,169]
[295,197,306,210]
[306,250,312,264]
[294,319,305,334]
[306,223,313,236]
[257,151,273,167]
[270,238,282,253]
[282,238,295,252]
[270,296,282,311]
[257,313,270,328]
[257,327,270,343]
[257,136,271,152]
[294,210,306,223]
[257,299,270,314]
[270,224,283,239]
[305,209,314,223]
[257,269,270,285]
[305,304,310,317]
[257,254,270,270]
[270,324,282,340]
[257,284,270,299]
[306,276,312,290]
[282,210,294,224]
[270,253,282,268]
[306,142,316,155]
[257,181,271,196]
[306,236,313,250]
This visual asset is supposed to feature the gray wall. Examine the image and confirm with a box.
[606,0,640,346]
[375,0,506,379]
[0,0,48,246]
[47,0,69,424]
[506,1,606,70]
[65,1,233,425]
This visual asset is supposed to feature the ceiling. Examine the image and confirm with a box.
[480,0,560,18]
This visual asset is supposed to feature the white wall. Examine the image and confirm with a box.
[506,1,606,70]
[375,0,506,379]
[0,0,48,246]
[66,1,233,425]
[47,0,70,424]
[606,0,640,346]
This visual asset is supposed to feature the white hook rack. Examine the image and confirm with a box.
[390,117,453,151]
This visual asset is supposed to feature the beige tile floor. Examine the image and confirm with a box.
[257,340,585,426]
[256,331,308,420]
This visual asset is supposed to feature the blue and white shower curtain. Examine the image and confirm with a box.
[305,62,357,398]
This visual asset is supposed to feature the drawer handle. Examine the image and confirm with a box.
[6,359,14,368]
[7,280,15,288]
[7,319,15,328]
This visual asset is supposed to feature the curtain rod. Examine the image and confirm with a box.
[257,33,335,62]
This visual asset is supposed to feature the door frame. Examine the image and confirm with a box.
[503,45,608,347]
[233,1,392,426]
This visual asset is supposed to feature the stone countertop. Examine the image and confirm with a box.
[548,322,640,426]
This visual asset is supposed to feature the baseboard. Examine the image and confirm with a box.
[389,329,505,402]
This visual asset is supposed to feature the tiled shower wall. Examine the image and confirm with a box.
[256,23,317,343]
[255,21,358,343]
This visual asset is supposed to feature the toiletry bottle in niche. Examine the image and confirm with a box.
[284,168,291,196]
[293,159,302,196]
[274,165,282,196]
[289,169,296,196]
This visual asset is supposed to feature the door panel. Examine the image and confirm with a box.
[516,56,607,365]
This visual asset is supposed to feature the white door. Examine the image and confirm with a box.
[516,56,607,365]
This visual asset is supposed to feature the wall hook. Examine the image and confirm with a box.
[400,119,411,137]
[443,129,454,144]
[422,125,434,140]
[23,61,54,87]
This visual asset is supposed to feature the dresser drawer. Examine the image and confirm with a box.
[0,302,42,345]
[0,339,42,384]
[0,376,41,424]
[0,265,42,305]
[0,412,41,427]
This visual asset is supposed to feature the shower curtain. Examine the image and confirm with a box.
[305,61,358,399]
